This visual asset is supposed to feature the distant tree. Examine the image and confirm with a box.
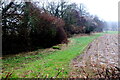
[78,3,88,16]
[93,16,104,32]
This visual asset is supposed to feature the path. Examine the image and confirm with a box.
[70,34,119,78]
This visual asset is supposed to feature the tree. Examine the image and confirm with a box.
[2,1,68,54]
[78,3,88,16]
[93,16,104,32]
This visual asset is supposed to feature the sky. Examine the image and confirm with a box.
[6,0,119,22]
[69,0,119,22]
[39,0,119,22]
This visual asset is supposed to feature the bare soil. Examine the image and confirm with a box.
[70,34,119,78]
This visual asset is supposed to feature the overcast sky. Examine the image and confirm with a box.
[9,0,118,22]
[39,0,119,22]
[69,0,119,22]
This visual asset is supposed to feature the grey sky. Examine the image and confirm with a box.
[70,0,119,22]
[39,0,119,22]
[5,0,119,22]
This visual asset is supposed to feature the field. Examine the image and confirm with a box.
[1,32,105,78]
[2,0,118,79]
[70,32,119,78]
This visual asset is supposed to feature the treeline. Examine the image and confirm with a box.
[2,0,106,55]
[40,1,106,36]
[103,21,118,31]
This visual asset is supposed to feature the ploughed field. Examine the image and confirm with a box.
[70,34,119,78]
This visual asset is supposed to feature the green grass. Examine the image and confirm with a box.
[2,33,104,78]
[104,31,118,34]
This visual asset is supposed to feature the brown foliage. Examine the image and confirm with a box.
[2,2,68,55]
